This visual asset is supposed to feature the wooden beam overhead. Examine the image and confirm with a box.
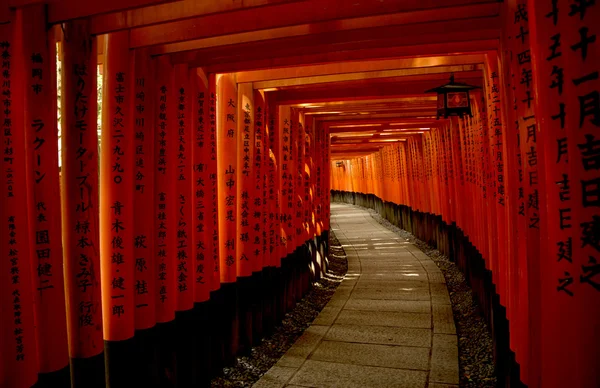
[329,124,436,133]
[273,77,483,104]
[320,112,437,121]
[149,16,499,61]
[43,0,181,24]
[199,40,498,73]
[253,64,482,89]
[134,1,498,50]
[89,0,300,34]
[237,54,485,84]
[325,118,439,128]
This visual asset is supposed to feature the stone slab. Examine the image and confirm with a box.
[288,360,427,388]
[432,305,456,334]
[350,287,431,301]
[253,366,297,388]
[335,309,432,329]
[343,298,431,314]
[430,344,459,384]
[325,324,431,347]
[310,340,430,370]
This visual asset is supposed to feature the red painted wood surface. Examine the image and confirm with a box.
[100,30,135,341]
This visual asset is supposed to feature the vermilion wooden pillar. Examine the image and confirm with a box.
[278,105,291,257]
[0,14,39,388]
[264,95,280,331]
[208,75,220,293]
[217,73,239,364]
[20,6,70,386]
[207,73,225,374]
[60,19,104,388]
[153,55,177,386]
[529,1,600,386]
[252,88,266,344]
[236,82,256,354]
[132,48,158,387]
[100,30,136,387]
[563,4,600,385]
[190,68,213,386]
[190,69,212,316]
[172,63,195,386]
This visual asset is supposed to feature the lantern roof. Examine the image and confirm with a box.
[424,74,480,93]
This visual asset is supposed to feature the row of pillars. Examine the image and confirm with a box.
[331,1,599,387]
[0,7,331,388]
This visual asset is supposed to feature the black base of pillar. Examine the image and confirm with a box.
[70,352,105,388]
[133,326,160,388]
[34,365,70,388]
[237,275,255,355]
[219,282,239,366]
[261,266,276,336]
[209,288,225,376]
[275,263,286,322]
[193,300,212,388]
[156,320,177,387]
[104,336,137,388]
[174,308,196,387]
[251,270,264,346]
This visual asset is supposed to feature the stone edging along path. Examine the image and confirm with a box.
[253,203,470,388]
[365,206,496,388]
[210,230,348,387]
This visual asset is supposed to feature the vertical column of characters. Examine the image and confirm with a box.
[502,10,531,363]
[20,5,69,374]
[303,118,313,241]
[440,127,451,220]
[440,122,455,221]
[314,124,323,236]
[154,56,176,324]
[191,71,212,302]
[133,49,155,328]
[499,3,529,373]
[279,106,291,254]
[296,114,305,245]
[323,125,331,232]
[267,98,281,267]
[529,0,573,383]
[287,109,297,251]
[0,17,38,388]
[217,74,238,283]
[485,55,508,300]
[512,4,545,380]
[208,75,220,289]
[237,83,254,278]
[261,95,270,268]
[482,91,499,286]
[561,1,600,385]
[60,20,103,363]
[100,30,135,344]
[173,65,193,311]
[253,89,265,274]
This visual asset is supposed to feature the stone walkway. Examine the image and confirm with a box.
[253,203,459,388]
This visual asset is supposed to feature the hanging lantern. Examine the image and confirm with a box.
[425,74,479,119]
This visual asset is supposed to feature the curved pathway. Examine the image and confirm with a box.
[253,203,459,388]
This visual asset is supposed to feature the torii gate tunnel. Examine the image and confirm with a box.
[0,1,598,387]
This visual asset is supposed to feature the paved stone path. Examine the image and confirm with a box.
[253,203,459,388]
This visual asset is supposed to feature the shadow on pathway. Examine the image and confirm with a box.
[253,203,459,388]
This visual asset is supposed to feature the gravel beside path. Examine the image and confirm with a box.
[211,235,348,388]
[365,208,497,388]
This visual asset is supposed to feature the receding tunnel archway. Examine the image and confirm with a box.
[0,1,598,387]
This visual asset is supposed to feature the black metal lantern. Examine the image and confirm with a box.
[425,74,479,119]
